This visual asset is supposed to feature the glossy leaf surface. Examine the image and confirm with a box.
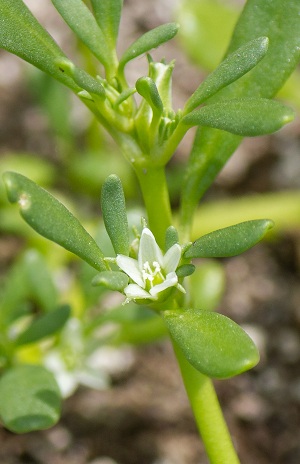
[119,23,179,69]
[185,37,269,112]
[164,309,259,378]
[183,98,294,136]
[101,175,129,255]
[0,365,61,433]
[184,219,274,259]
[3,172,106,271]
[0,0,78,91]
[15,305,71,346]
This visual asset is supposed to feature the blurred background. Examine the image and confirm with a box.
[1,1,300,463]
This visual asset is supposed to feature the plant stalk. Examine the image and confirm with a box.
[134,165,172,248]
[173,341,241,464]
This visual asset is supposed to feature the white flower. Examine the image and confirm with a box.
[116,228,185,302]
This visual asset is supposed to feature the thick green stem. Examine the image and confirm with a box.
[134,165,172,248]
[173,341,241,464]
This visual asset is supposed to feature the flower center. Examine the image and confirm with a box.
[142,261,165,291]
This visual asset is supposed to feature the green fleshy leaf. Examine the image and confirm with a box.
[164,309,259,378]
[176,264,195,278]
[51,0,110,66]
[184,37,269,112]
[90,0,123,49]
[92,271,129,291]
[165,226,179,251]
[101,175,129,255]
[183,98,294,136]
[136,77,163,112]
[3,172,106,271]
[15,305,71,346]
[184,219,274,259]
[0,0,79,91]
[0,365,61,433]
[119,23,179,70]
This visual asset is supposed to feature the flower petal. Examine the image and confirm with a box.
[124,284,153,300]
[149,272,178,297]
[163,243,181,273]
[138,228,163,269]
[116,255,144,287]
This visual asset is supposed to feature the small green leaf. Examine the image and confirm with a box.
[185,37,269,112]
[183,98,295,136]
[0,0,79,92]
[15,305,71,346]
[184,219,274,259]
[51,0,110,67]
[136,77,163,112]
[3,172,106,271]
[176,264,195,278]
[92,271,129,291]
[0,365,61,433]
[101,175,129,255]
[165,226,179,251]
[164,309,259,378]
[90,0,123,49]
[119,23,179,70]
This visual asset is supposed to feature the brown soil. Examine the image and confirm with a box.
[1,1,300,463]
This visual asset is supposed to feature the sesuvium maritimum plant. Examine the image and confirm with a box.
[1,0,300,462]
